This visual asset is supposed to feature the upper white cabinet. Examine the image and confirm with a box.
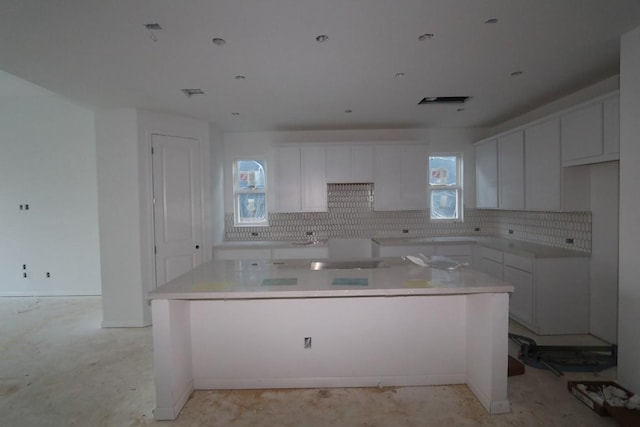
[561,94,620,166]
[498,131,524,210]
[301,147,327,212]
[326,145,374,183]
[273,146,327,212]
[524,118,561,211]
[274,146,301,212]
[375,145,427,211]
[475,139,498,209]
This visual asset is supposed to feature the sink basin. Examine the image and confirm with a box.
[310,260,384,270]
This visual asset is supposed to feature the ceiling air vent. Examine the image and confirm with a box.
[418,96,471,105]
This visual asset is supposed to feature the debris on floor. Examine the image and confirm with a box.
[568,381,640,427]
[509,333,617,376]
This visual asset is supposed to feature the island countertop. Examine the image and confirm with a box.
[148,258,513,300]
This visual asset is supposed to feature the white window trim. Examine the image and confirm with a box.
[428,152,464,222]
[233,158,269,227]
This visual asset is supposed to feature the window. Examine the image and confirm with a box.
[233,159,268,226]
[428,154,463,221]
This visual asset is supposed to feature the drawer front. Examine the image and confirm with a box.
[436,244,473,256]
[477,246,503,263]
[272,247,328,260]
[505,265,534,326]
[503,252,533,272]
[214,248,272,260]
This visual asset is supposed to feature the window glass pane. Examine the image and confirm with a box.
[237,160,266,190]
[430,189,458,219]
[237,193,267,224]
[429,156,457,186]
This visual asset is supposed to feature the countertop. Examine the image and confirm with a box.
[148,258,513,300]
[372,236,589,258]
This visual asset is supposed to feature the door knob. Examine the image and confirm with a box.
[195,245,200,249]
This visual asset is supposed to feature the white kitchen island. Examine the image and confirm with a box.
[147,258,513,420]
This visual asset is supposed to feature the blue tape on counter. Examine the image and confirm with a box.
[261,278,298,286]
[332,278,368,286]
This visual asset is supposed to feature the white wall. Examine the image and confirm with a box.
[210,125,225,245]
[222,127,484,213]
[589,162,619,343]
[95,108,145,326]
[96,108,212,327]
[618,26,640,393]
[0,76,101,296]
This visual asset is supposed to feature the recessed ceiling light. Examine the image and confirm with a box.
[316,34,329,43]
[344,109,353,114]
[510,70,524,77]
[395,72,405,78]
[485,18,499,24]
[232,112,240,116]
[144,23,162,31]
[181,89,205,96]
[234,75,246,80]
[418,33,434,41]
[457,108,465,112]
[212,38,226,46]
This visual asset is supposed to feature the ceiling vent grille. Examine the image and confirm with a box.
[418,96,471,105]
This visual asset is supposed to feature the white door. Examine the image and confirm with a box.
[152,134,203,286]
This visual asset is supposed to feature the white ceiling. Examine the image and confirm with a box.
[1,0,640,132]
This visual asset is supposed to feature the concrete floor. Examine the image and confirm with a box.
[1,297,619,427]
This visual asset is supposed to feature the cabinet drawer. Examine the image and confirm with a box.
[503,253,533,273]
[436,244,473,256]
[478,257,504,280]
[477,246,503,263]
[214,248,272,260]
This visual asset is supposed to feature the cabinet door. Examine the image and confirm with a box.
[603,96,620,157]
[401,145,428,210]
[274,147,301,212]
[505,265,534,326]
[326,146,351,183]
[301,147,327,211]
[561,103,603,163]
[374,146,403,210]
[498,131,524,210]
[525,118,561,211]
[478,257,503,280]
[351,145,374,182]
[475,140,498,208]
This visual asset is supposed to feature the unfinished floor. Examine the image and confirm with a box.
[1,297,618,427]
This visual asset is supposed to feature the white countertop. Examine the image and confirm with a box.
[148,258,513,300]
[372,236,588,258]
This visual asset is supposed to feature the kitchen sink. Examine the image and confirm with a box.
[310,260,384,270]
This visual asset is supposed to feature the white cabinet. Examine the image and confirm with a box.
[374,244,436,258]
[214,247,272,260]
[274,146,326,212]
[435,244,473,264]
[274,146,302,212]
[474,244,589,334]
[272,246,328,260]
[375,145,427,211]
[326,145,374,183]
[498,131,524,210]
[561,94,620,166]
[475,139,498,209]
[301,147,327,212]
[524,118,561,211]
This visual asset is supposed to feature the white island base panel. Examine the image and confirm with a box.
[151,293,510,420]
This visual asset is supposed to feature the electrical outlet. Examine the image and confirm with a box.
[304,337,312,349]
[474,227,480,232]
[402,229,409,234]
[251,232,259,237]
[508,229,514,234]
[565,238,574,244]
[46,272,51,278]
[306,231,313,236]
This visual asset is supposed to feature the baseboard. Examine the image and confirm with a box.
[101,319,151,328]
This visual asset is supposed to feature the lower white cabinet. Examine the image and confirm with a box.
[213,248,272,260]
[374,244,436,258]
[272,246,328,260]
[474,245,589,335]
[214,246,328,261]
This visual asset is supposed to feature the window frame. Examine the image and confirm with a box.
[232,158,269,227]
[428,152,464,222]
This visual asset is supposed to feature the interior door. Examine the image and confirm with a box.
[152,134,203,287]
